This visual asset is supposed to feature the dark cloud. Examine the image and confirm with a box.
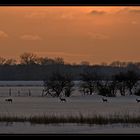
[128,9,140,14]
[116,8,140,15]
[89,10,106,15]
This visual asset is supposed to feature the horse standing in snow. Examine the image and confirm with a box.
[102,98,108,102]
[136,98,140,103]
[5,98,13,103]
[59,97,67,102]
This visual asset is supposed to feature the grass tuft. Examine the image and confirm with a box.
[0,114,140,125]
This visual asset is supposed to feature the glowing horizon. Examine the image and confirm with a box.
[0,6,140,64]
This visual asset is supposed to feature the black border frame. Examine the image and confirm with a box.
[0,0,140,137]
[0,0,140,6]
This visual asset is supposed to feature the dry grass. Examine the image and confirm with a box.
[0,113,140,125]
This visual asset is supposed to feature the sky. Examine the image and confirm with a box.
[0,6,140,64]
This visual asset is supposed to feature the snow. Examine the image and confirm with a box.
[0,81,80,87]
[0,95,140,134]
[0,122,140,134]
[0,81,140,133]
[0,81,44,86]
[0,95,140,117]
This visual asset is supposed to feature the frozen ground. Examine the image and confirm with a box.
[0,81,79,97]
[0,95,140,117]
[0,95,140,134]
[0,81,140,134]
[0,122,140,134]
[0,81,44,86]
[0,94,140,134]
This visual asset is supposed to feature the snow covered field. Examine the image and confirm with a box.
[0,95,140,134]
[0,95,140,117]
[0,81,140,134]
[0,81,79,97]
[0,122,140,134]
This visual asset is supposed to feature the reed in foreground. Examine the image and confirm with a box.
[0,114,140,125]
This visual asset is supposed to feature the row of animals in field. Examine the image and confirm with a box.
[59,97,140,103]
[4,98,66,103]
[3,97,140,103]
[60,97,140,103]
[101,98,140,103]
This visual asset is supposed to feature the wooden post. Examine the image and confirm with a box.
[42,89,44,97]
[28,89,31,96]
[9,88,11,97]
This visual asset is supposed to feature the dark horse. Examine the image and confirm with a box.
[136,98,140,103]
[5,98,13,103]
[102,98,108,102]
[59,97,66,102]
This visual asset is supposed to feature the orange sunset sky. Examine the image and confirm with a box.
[0,6,140,64]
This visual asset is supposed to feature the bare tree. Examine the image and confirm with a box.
[97,80,117,97]
[4,58,17,65]
[114,71,139,96]
[0,57,6,65]
[125,70,139,95]
[20,52,38,65]
[43,72,74,97]
[134,84,140,96]
[101,62,108,66]
[110,61,127,67]
[54,57,65,65]
[80,61,90,66]
[63,74,75,97]
[79,69,99,95]
[37,57,55,65]
[114,72,127,96]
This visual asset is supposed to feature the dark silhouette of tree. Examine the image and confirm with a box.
[0,52,140,83]
[0,57,6,65]
[37,57,55,65]
[110,82,117,96]
[80,61,90,66]
[126,63,139,71]
[79,69,99,95]
[43,72,74,97]
[135,62,140,69]
[101,62,108,66]
[134,85,140,96]
[20,52,38,65]
[97,80,110,97]
[110,61,127,67]
[4,59,17,65]
[114,72,127,96]
[63,74,75,97]
[96,79,117,97]
[114,71,139,96]
[54,57,65,65]
[125,70,139,95]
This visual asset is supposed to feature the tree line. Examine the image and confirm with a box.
[1,52,140,67]
[0,52,140,80]
[43,69,140,97]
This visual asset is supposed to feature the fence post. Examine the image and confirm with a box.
[28,89,31,96]
[9,88,11,97]
[42,89,44,97]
